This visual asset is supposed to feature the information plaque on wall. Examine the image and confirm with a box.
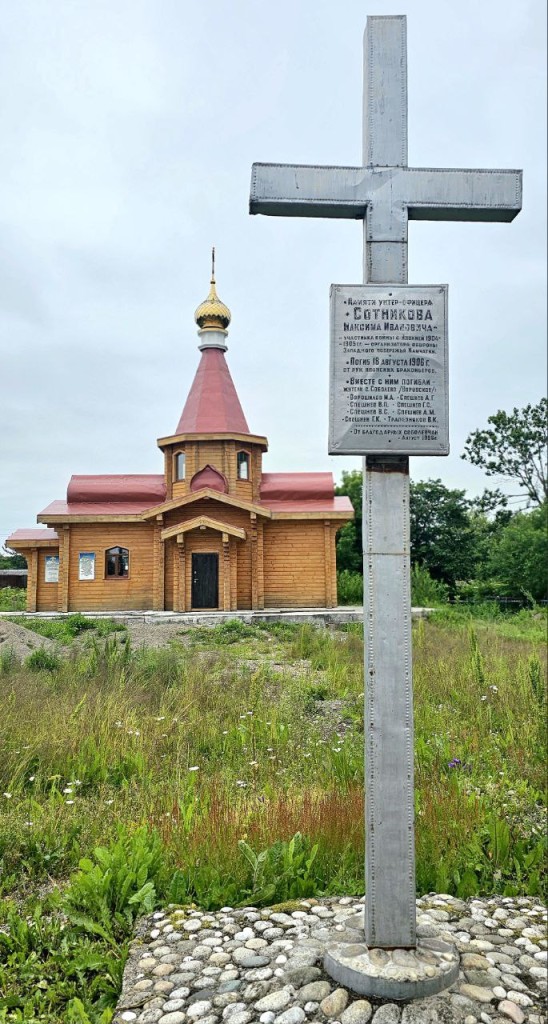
[78,552,95,581]
[329,284,449,455]
[44,555,59,583]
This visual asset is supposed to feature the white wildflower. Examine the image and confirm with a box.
[188,765,200,771]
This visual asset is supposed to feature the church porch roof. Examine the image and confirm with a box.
[7,528,59,547]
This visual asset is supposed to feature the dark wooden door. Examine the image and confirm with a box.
[191,553,219,608]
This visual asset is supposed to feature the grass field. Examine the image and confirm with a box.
[0,610,546,1022]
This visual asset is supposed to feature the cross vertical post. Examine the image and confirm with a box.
[249,10,521,983]
[362,15,415,950]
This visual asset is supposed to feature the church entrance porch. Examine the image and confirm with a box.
[191,552,218,609]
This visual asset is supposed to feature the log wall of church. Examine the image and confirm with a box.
[262,521,329,608]
[37,549,59,610]
[65,524,155,611]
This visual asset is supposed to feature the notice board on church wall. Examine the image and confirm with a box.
[78,552,95,581]
[44,555,59,583]
[329,284,449,456]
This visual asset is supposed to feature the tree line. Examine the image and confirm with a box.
[335,399,547,604]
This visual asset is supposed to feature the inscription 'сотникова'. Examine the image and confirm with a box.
[329,284,449,455]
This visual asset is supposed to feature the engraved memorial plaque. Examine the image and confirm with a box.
[329,284,449,455]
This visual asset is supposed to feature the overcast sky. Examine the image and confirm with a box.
[1,0,546,545]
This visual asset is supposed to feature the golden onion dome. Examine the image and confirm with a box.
[194,248,231,331]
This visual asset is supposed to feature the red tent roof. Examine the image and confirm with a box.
[175,348,250,435]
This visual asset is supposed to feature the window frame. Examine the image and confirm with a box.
[236,450,251,481]
[104,546,130,580]
[174,450,186,481]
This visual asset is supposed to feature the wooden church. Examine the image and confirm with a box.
[8,265,353,613]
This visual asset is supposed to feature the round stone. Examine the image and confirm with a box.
[161,999,186,1013]
[320,987,349,1017]
[340,999,373,1023]
[274,1009,306,1024]
[232,948,270,967]
[459,984,495,1004]
[299,981,332,1002]
[497,1001,526,1024]
[186,1001,214,1019]
[223,1004,247,1018]
[255,989,293,1012]
[139,957,158,969]
[506,990,533,1007]
[158,1013,186,1024]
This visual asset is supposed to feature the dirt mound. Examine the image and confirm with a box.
[0,621,58,661]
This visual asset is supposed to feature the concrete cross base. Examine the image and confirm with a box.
[324,930,460,1001]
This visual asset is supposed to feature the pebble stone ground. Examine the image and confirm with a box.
[113,893,547,1024]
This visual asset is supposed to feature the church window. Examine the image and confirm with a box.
[237,451,250,480]
[105,546,129,578]
[175,452,186,480]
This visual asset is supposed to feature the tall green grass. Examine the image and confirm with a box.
[0,611,545,1021]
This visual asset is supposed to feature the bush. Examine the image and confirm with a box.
[410,564,449,606]
[337,570,363,605]
[26,648,62,672]
[0,587,26,611]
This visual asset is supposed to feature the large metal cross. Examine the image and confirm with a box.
[250,15,521,951]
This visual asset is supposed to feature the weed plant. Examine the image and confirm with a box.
[0,589,26,612]
[0,611,545,1021]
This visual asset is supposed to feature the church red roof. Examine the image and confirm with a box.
[260,473,335,501]
[67,475,166,503]
[175,348,250,435]
[7,528,59,542]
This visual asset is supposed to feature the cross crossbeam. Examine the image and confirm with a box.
[250,163,522,222]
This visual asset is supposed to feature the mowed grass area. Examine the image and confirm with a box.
[0,612,546,1022]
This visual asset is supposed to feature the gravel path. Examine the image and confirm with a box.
[113,894,547,1024]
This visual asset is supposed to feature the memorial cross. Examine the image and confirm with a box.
[250,15,521,952]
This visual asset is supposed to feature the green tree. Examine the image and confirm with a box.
[462,399,547,507]
[335,470,362,572]
[0,545,27,569]
[410,479,479,594]
[487,504,548,602]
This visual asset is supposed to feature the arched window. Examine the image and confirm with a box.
[237,451,250,480]
[175,452,186,481]
[105,546,129,578]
